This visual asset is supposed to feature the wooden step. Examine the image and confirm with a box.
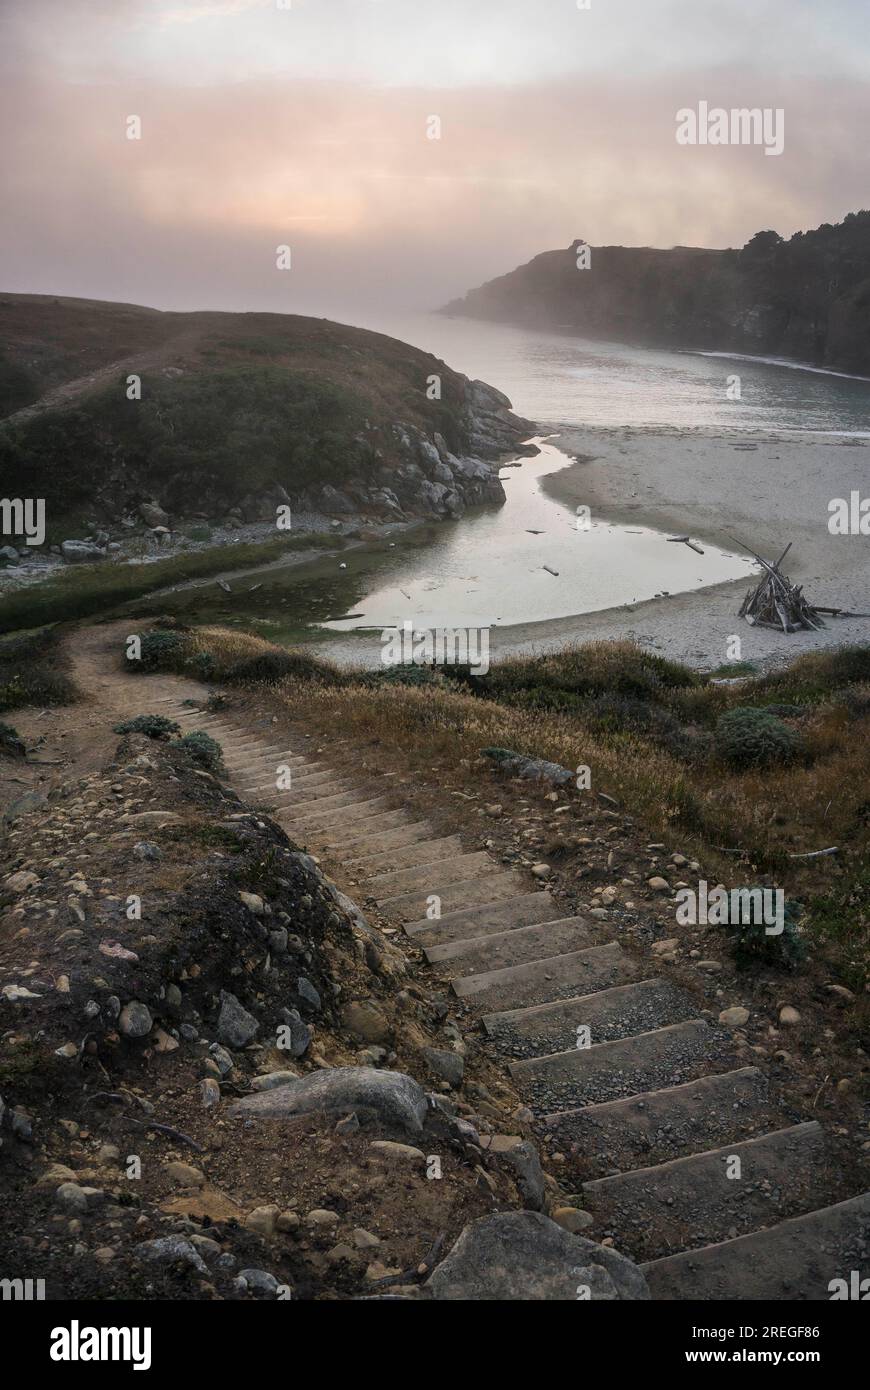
[425,915,595,975]
[317,811,427,845]
[584,1121,829,1258]
[451,941,640,1013]
[378,869,527,923]
[482,976,694,1056]
[641,1192,870,1301]
[543,1067,775,1175]
[283,794,392,825]
[511,1018,729,1110]
[368,851,498,899]
[328,821,440,855]
[347,835,466,874]
[405,892,562,946]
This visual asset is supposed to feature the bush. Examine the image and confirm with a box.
[113,714,181,739]
[715,706,801,768]
[171,729,224,774]
[128,630,186,672]
[224,649,341,685]
[0,721,25,756]
[726,898,807,971]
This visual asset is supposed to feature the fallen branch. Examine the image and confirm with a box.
[788,846,839,860]
[127,1118,205,1152]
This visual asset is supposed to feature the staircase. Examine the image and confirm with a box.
[159,697,870,1300]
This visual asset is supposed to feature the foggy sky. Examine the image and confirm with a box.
[2,0,868,318]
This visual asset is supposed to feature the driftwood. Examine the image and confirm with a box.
[736,541,826,633]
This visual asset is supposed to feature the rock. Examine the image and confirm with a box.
[61,540,106,564]
[138,501,170,528]
[118,1001,153,1038]
[217,991,259,1048]
[55,1183,90,1213]
[422,1047,464,1089]
[239,891,265,916]
[4,870,39,894]
[531,863,551,880]
[230,1067,428,1136]
[425,1212,649,1300]
[135,1236,208,1275]
[276,1210,300,1233]
[278,1009,311,1058]
[719,1006,750,1028]
[482,748,574,787]
[244,1205,279,1239]
[320,484,357,516]
[779,1005,801,1025]
[551,1206,595,1233]
[647,876,670,892]
[251,1069,300,1092]
[306,1208,340,1229]
[208,1043,234,1076]
[368,1140,425,1165]
[491,1139,546,1212]
[165,1161,205,1188]
[0,544,20,565]
[698,960,723,974]
[133,841,162,862]
[234,1268,281,1296]
[36,1164,78,1189]
[326,1243,356,1265]
[353,1228,381,1249]
[650,938,679,956]
[342,1000,391,1044]
[189,1235,221,1261]
[296,976,321,1012]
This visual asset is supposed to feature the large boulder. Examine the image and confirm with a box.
[61,540,106,564]
[319,485,357,517]
[230,1067,428,1136]
[138,500,170,528]
[425,1212,650,1300]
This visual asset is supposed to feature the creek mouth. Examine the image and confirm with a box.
[130,437,755,646]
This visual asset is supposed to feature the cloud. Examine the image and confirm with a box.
[0,13,867,317]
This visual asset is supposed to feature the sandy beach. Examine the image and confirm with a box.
[311,425,870,672]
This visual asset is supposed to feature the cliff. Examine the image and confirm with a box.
[443,211,870,375]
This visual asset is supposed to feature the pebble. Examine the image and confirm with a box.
[118,1001,153,1038]
[779,1005,801,1025]
[368,1140,425,1164]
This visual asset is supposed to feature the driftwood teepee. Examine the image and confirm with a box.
[737,542,826,633]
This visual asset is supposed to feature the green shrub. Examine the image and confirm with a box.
[113,714,181,739]
[224,649,341,685]
[171,729,223,773]
[715,706,801,768]
[0,721,25,756]
[128,630,186,672]
[726,898,807,971]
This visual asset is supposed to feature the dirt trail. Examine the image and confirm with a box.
[3,330,204,429]
[1,622,205,817]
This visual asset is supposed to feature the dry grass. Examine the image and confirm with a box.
[139,624,870,985]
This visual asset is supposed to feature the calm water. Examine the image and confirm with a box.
[326,438,755,632]
[154,314,869,639]
[349,311,870,434]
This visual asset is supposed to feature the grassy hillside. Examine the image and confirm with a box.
[444,210,870,374]
[0,294,525,523]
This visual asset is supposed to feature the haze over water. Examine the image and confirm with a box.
[354,312,870,434]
